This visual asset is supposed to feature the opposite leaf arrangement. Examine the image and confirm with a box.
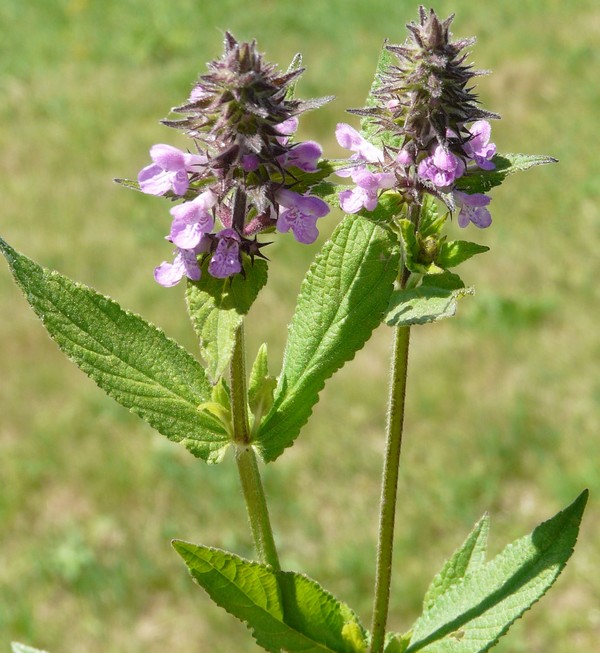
[4,7,586,653]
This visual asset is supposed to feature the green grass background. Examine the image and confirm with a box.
[1,0,599,651]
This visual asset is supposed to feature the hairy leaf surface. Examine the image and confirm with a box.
[455,154,557,194]
[173,542,368,653]
[0,238,229,463]
[406,491,587,653]
[257,215,399,461]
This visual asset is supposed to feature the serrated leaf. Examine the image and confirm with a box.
[385,275,472,327]
[256,214,400,461]
[173,541,368,653]
[12,644,49,653]
[0,238,229,463]
[186,259,268,382]
[455,154,557,194]
[423,514,490,613]
[437,241,489,268]
[406,491,588,653]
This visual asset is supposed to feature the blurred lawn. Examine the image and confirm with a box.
[1,0,599,651]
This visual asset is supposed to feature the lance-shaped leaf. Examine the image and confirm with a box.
[186,258,268,383]
[257,215,400,462]
[422,514,490,613]
[0,238,229,463]
[437,241,489,269]
[173,541,368,653]
[455,153,557,194]
[405,490,588,653]
[385,273,473,327]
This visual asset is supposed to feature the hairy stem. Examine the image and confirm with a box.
[369,324,411,653]
[231,323,281,570]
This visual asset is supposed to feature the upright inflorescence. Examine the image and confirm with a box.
[336,6,498,230]
[138,33,331,286]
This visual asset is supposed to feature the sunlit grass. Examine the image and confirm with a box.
[1,1,599,651]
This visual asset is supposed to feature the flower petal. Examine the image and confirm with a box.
[150,144,188,171]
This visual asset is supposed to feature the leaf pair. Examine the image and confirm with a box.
[0,208,400,465]
[173,491,587,653]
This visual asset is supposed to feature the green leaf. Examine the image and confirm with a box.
[248,343,277,419]
[257,214,400,461]
[173,541,368,653]
[186,258,268,382]
[285,52,303,99]
[455,153,557,194]
[385,273,473,327]
[12,644,49,653]
[422,514,490,613]
[0,238,229,463]
[420,271,465,291]
[113,177,142,192]
[437,241,490,269]
[418,197,447,238]
[406,491,588,653]
[360,42,403,150]
[385,632,412,653]
[359,192,406,224]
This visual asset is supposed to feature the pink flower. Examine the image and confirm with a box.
[339,168,396,214]
[154,238,210,287]
[279,141,323,172]
[138,144,207,196]
[208,229,242,278]
[275,189,330,244]
[418,145,465,187]
[454,191,492,228]
[275,117,299,137]
[335,123,384,173]
[463,121,496,170]
[168,190,217,249]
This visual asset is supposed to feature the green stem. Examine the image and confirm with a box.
[230,323,281,571]
[369,325,411,653]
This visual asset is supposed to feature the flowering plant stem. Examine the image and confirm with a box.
[231,322,281,571]
[370,324,411,653]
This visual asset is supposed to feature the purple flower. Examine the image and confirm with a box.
[279,141,322,172]
[168,190,217,249]
[241,154,260,172]
[138,144,207,196]
[275,188,330,244]
[463,121,496,170]
[396,149,413,166]
[276,117,299,136]
[418,145,465,187]
[335,123,384,171]
[454,191,492,228]
[209,229,242,278]
[339,167,396,214]
[154,239,210,287]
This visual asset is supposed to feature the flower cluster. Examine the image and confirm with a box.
[138,34,331,286]
[336,7,498,230]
